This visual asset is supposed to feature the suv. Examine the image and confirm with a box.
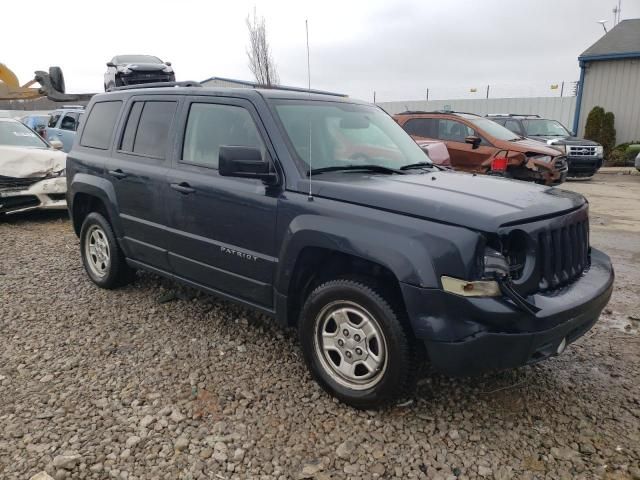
[394,111,568,185]
[104,55,175,91]
[46,106,84,152]
[487,114,604,178]
[66,84,614,408]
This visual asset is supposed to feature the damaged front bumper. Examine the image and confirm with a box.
[0,176,67,214]
[401,248,613,376]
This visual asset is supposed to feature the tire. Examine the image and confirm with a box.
[80,212,134,289]
[48,66,65,93]
[299,279,418,409]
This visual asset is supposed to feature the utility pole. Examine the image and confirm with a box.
[373,91,376,104]
[560,81,564,97]
[426,88,429,101]
[486,85,490,99]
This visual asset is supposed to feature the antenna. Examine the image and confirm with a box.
[306,19,313,201]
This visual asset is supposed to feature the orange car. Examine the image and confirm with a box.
[394,111,568,185]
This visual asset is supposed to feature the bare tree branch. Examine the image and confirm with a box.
[246,8,279,87]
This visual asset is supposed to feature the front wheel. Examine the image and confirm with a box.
[299,279,418,408]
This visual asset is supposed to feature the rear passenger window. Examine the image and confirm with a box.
[403,118,438,138]
[119,102,144,152]
[129,101,176,158]
[182,103,264,169]
[80,101,122,149]
[48,114,60,128]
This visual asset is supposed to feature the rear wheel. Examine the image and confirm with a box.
[80,212,134,289]
[299,279,418,408]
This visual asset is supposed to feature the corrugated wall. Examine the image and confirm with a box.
[378,96,577,128]
[579,59,640,143]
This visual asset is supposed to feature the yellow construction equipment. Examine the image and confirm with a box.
[0,63,81,101]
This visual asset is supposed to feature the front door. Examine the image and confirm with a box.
[165,97,279,308]
[438,119,495,172]
[106,96,180,271]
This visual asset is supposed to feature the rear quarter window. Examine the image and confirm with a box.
[80,101,122,150]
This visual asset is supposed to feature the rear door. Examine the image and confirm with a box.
[165,96,279,308]
[57,112,80,152]
[106,95,180,271]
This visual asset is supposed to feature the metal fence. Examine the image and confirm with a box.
[378,96,577,129]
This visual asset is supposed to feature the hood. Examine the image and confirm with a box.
[508,137,564,156]
[0,145,66,178]
[298,170,585,232]
[527,135,601,146]
[122,63,168,72]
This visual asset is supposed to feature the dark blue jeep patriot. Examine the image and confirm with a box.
[66,82,614,408]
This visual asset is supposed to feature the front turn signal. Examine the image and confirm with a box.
[441,276,501,297]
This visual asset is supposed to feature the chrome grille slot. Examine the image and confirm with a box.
[567,145,597,157]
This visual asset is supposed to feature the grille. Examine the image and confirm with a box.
[537,218,589,291]
[567,145,597,157]
[0,175,44,190]
[554,157,568,171]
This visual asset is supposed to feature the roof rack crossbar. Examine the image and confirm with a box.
[486,113,541,118]
[108,81,202,92]
[396,110,479,116]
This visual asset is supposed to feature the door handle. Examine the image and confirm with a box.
[170,182,195,194]
[57,132,62,136]
[108,169,128,179]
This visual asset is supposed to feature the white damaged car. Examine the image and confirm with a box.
[1,117,67,215]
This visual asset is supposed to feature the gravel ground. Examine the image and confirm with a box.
[1,173,639,480]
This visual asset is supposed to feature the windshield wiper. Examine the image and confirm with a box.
[307,165,405,176]
[400,161,436,171]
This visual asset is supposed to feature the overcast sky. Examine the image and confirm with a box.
[5,0,640,102]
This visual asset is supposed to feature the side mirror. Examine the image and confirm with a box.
[570,130,576,137]
[165,61,172,66]
[106,62,116,68]
[465,135,481,149]
[219,146,276,183]
[49,140,63,150]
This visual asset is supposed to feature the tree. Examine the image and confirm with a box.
[246,8,279,87]
[584,106,604,141]
[584,106,616,158]
[600,111,616,157]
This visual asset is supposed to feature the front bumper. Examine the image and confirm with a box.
[0,177,67,214]
[566,156,603,177]
[401,248,614,376]
[118,72,175,85]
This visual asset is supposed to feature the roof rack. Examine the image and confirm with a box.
[486,113,541,118]
[108,80,202,92]
[396,110,480,116]
[61,105,85,109]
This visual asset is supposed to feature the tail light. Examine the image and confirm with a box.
[491,157,508,171]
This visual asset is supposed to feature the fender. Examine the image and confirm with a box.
[274,212,476,295]
[69,173,121,236]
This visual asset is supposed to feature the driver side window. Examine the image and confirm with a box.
[439,119,474,142]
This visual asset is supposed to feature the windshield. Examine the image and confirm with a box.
[115,55,162,64]
[522,119,570,137]
[465,117,521,141]
[273,100,430,172]
[0,121,49,148]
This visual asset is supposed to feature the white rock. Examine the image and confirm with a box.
[139,415,155,428]
[53,454,81,470]
[30,472,54,480]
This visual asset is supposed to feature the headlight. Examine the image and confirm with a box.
[546,141,566,154]
[440,247,507,298]
[534,155,553,163]
[162,66,173,73]
[595,145,603,156]
[117,66,131,74]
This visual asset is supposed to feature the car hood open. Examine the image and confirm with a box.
[0,145,66,178]
[298,170,586,231]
